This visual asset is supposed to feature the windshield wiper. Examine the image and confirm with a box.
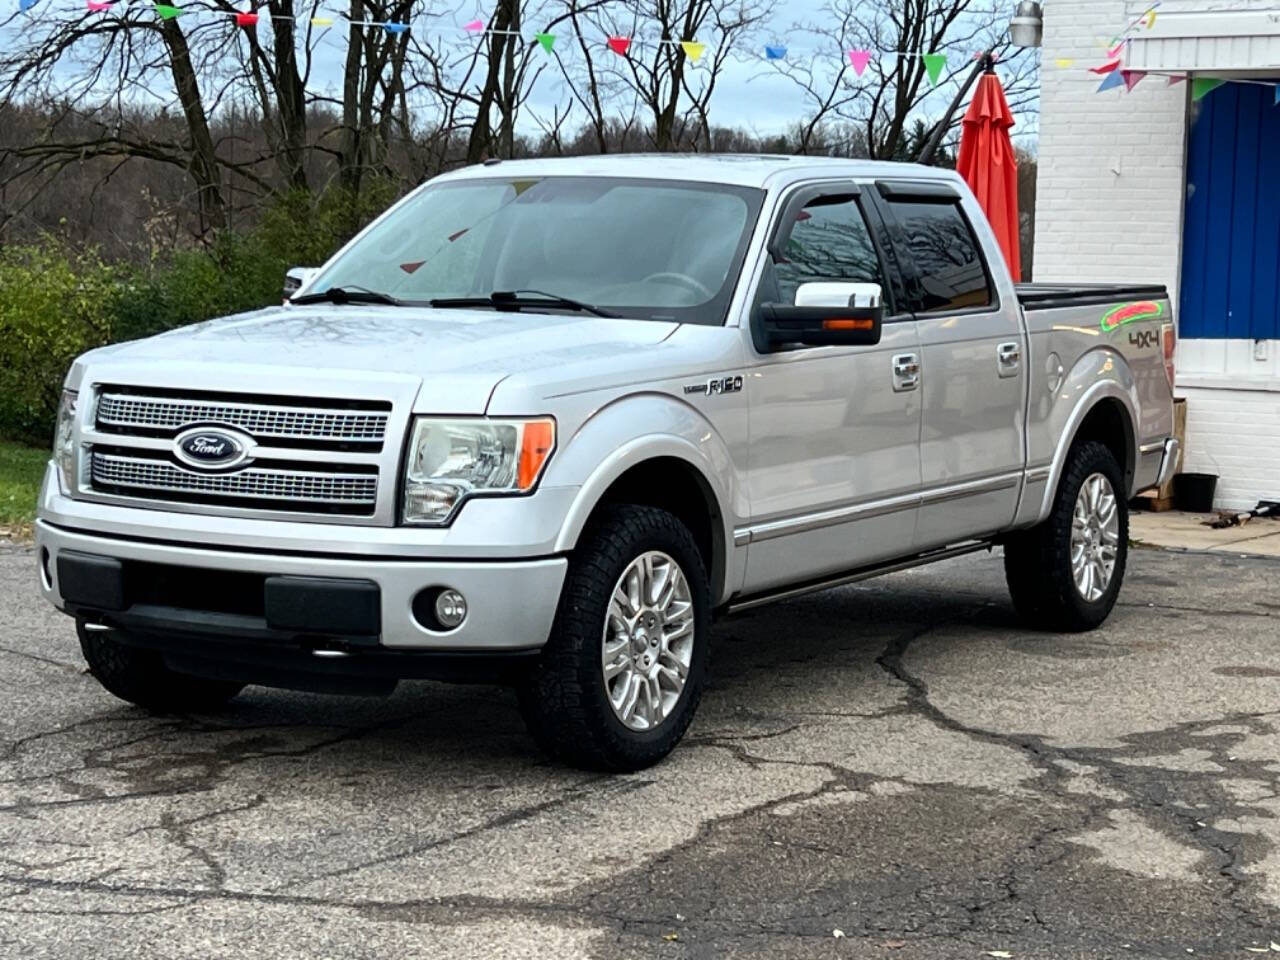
[430,289,618,318]
[291,284,405,307]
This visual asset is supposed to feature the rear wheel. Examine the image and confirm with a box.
[518,505,710,772]
[1004,440,1129,632]
[78,622,245,712]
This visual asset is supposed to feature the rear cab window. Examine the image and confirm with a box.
[883,196,995,314]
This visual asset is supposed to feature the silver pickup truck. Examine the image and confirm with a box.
[36,156,1178,771]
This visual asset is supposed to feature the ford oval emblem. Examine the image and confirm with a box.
[174,427,251,470]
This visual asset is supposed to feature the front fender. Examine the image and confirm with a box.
[1030,348,1139,523]
[546,393,739,603]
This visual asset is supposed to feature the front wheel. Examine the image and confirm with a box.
[1004,440,1129,632]
[78,622,245,712]
[518,505,710,772]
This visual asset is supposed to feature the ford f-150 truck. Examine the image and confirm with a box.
[36,156,1178,771]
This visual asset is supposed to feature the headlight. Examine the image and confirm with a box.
[53,390,78,490]
[402,417,555,524]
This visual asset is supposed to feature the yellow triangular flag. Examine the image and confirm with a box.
[681,40,706,62]
[1055,58,1076,68]
[311,16,333,25]
[1145,9,1157,28]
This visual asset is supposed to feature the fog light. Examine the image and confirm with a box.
[435,589,468,629]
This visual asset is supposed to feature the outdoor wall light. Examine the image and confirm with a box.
[1010,1,1045,48]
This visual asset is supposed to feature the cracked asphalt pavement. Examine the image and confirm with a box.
[2,543,1279,959]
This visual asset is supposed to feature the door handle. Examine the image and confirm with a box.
[997,341,1021,378]
[892,353,920,392]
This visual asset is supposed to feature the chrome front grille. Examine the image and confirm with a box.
[91,453,378,511]
[85,386,394,519]
[97,392,388,444]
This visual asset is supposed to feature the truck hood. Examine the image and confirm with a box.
[78,305,678,413]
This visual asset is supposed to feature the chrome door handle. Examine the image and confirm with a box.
[892,353,920,392]
[997,341,1021,378]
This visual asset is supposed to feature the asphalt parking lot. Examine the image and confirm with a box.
[1,543,1278,959]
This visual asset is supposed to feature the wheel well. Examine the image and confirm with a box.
[586,457,725,598]
[1073,399,1135,492]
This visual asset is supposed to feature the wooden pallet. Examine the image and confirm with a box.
[1134,494,1177,513]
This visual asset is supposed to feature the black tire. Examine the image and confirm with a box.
[1003,440,1129,632]
[518,505,711,772]
[77,622,244,712]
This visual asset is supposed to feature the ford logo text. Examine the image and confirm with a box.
[174,428,252,470]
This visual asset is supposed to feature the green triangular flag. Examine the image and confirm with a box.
[1191,77,1225,101]
[923,53,947,86]
[155,2,182,17]
[535,32,555,52]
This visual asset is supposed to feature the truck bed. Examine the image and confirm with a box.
[1016,283,1168,311]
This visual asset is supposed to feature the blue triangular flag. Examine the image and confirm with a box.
[19,0,38,10]
[1096,70,1126,93]
[765,44,787,60]
[384,21,409,33]
[1275,85,1280,106]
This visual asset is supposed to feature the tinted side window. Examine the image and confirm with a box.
[773,195,885,305]
[887,200,993,313]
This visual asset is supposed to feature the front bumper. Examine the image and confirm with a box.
[36,520,567,653]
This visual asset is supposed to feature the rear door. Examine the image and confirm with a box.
[740,182,923,594]
[874,180,1027,550]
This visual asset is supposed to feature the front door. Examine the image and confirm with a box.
[877,183,1027,549]
[741,184,923,594]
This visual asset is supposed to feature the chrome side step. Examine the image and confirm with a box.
[726,540,995,615]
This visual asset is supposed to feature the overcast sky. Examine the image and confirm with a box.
[1,0,1042,142]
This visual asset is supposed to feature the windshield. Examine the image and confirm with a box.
[305,176,764,325]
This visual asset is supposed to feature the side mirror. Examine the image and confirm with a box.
[283,266,319,301]
[759,281,884,349]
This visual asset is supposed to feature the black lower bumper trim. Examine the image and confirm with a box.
[76,608,540,688]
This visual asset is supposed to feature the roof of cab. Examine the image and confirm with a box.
[431,153,961,191]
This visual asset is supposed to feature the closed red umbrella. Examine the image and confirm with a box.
[956,71,1021,281]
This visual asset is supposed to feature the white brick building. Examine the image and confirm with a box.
[1036,0,1280,510]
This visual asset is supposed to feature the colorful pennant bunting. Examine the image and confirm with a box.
[606,36,630,56]
[1096,70,1126,93]
[1090,60,1120,75]
[311,16,333,25]
[154,3,182,18]
[764,45,786,60]
[1191,77,1225,101]
[1122,70,1145,92]
[464,19,484,32]
[922,53,946,86]
[847,49,871,77]
[1167,75,1184,86]
[235,11,257,26]
[384,22,408,34]
[18,0,37,9]
[681,41,705,63]
[1055,58,1076,69]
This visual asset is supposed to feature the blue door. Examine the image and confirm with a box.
[1181,82,1280,341]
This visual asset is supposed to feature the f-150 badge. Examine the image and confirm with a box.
[684,375,744,397]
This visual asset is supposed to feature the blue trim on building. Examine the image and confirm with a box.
[1181,82,1280,341]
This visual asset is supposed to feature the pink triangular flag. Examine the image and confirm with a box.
[463,18,484,32]
[1122,70,1145,92]
[847,49,872,76]
[86,0,112,9]
[1167,74,1186,86]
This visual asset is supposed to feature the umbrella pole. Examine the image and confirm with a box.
[919,52,997,166]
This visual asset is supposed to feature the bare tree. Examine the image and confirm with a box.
[765,0,1038,161]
